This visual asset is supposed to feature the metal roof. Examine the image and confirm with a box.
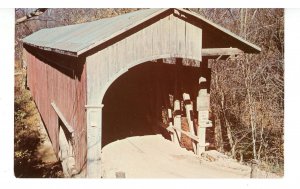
[23,8,261,57]
[23,9,166,56]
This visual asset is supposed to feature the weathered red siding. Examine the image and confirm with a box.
[24,45,87,172]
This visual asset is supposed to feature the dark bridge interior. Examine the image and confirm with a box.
[102,59,202,147]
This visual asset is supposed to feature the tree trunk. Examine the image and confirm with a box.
[220,91,235,156]
[213,115,224,152]
[242,58,257,161]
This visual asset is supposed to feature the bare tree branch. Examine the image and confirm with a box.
[26,18,63,23]
[16,8,48,25]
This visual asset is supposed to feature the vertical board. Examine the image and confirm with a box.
[152,18,160,56]
[170,14,177,56]
[185,21,194,59]
[176,17,186,57]
[185,22,202,61]
[160,16,170,55]
[136,25,143,61]
[144,23,153,59]
[196,25,202,61]
[103,48,110,85]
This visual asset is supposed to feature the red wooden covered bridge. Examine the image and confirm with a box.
[22,8,260,178]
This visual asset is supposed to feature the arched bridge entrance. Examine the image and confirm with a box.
[101,58,204,147]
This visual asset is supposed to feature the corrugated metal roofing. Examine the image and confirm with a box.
[23,8,261,57]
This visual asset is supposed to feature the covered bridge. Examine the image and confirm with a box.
[22,8,260,178]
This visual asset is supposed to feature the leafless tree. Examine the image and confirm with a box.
[193,9,283,173]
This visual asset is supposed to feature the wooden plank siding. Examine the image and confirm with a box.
[86,13,202,106]
[24,46,87,173]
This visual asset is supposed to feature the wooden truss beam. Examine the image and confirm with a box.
[167,125,199,143]
[51,102,75,136]
[201,48,244,57]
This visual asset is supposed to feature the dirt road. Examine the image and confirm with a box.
[101,135,251,178]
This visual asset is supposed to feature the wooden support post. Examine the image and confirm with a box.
[173,100,181,146]
[196,77,212,155]
[86,104,104,178]
[183,93,197,153]
[168,108,175,142]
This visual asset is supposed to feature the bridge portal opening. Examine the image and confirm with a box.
[102,59,202,147]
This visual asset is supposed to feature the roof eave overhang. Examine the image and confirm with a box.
[23,42,78,57]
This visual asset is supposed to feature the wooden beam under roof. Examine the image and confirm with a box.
[201,48,244,57]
